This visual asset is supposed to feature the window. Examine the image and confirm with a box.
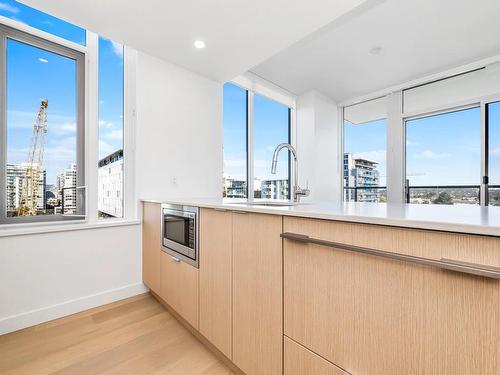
[223,83,247,199]
[222,82,292,201]
[343,97,387,203]
[1,25,85,223]
[488,101,500,206]
[0,0,86,45]
[98,36,124,219]
[405,107,481,205]
[253,94,290,200]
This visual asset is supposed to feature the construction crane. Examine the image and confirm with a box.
[17,99,48,217]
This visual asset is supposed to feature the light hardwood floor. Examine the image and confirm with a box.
[0,293,233,375]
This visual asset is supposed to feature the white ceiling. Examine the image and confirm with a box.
[21,0,371,82]
[252,0,500,102]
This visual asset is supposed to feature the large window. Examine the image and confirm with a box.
[223,83,247,199]
[343,97,387,203]
[223,82,292,201]
[1,25,85,223]
[253,93,290,200]
[405,107,481,205]
[0,0,86,45]
[0,4,133,226]
[98,36,124,218]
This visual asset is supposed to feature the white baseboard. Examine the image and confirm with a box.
[0,282,149,335]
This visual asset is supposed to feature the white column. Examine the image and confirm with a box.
[386,91,405,203]
[296,90,341,202]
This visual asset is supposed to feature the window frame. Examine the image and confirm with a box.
[0,23,86,224]
[402,103,482,205]
[224,78,296,202]
[340,64,500,206]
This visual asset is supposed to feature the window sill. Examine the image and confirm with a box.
[0,218,141,238]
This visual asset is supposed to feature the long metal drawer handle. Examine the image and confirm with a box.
[281,232,500,280]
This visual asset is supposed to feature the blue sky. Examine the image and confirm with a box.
[1,0,123,185]
[344,118,387,186]
[223,83,290,183]
[345,105,500,187]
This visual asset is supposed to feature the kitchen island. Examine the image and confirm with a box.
[142,199,500,375]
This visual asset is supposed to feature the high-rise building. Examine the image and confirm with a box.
[6,164,46,215]
[344,153,380,202]
[261,179,289,200]
[56,163,77,214]
[223,175,247,198]
[98,149,123,218]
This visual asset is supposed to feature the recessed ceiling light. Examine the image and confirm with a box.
[194,40,205,49]
[369,46,383,56]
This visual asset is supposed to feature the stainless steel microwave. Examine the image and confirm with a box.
[161,203,199,268]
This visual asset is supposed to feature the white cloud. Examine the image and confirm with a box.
[491,148,500,156]
[111,41,124,58]
[101,129,123,141]
[38,58,48,64]
[406,139,419,146]
[0,2,19,14]
[414,149,451,159]
[8,110,75,129]
[99,120,115,129]
[224,159,245,168]
[51,122,76,135]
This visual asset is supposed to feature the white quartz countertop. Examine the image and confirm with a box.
[141,198,500,237]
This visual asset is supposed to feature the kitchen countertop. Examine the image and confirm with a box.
[141,198,500,237]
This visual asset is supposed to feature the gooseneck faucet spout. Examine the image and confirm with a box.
[271,143,309,202]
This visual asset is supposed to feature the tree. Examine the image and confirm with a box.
[433,191,453,205]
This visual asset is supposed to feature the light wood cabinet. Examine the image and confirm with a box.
[160,251,199,329]
[232,212,283,375]
[199,208,233,358]
[142,202,161,294]
[284,337,345,375]
[284,216,500,375]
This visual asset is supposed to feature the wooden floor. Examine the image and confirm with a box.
[0,293,233,375]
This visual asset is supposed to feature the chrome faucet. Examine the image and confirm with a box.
[271,143,310,202]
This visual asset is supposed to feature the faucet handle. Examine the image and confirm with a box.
[295,186,310,197]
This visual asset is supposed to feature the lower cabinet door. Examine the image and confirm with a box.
[199,208,233,358]
[142,202,161,293]
[284,216,500,374]
[232,212,283,375]
[284,337,346,375]
[160,251,199,330]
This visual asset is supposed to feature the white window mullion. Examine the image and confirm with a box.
[247,91,255,202]
[123,47,137,218]
[85,31,99,223]
[480,100,489,206]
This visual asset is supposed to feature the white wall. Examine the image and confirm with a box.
[0,49,225,335]
[0,224,144,334]
[135,52,223,201]
[296,90,341,201]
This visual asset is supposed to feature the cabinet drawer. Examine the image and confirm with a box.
[284,216,500,374]
[160,251,199,329]
[284,337,346,375]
